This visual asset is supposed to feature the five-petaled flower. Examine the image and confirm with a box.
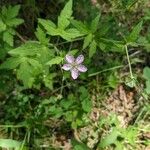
[62,54,87,79]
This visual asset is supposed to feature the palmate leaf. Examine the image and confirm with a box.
[1,55,43,88]
[39,0,83,41]
[58,0,73,29]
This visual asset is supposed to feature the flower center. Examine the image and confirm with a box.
[72,62,78,68]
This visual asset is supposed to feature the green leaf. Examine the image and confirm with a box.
[99,129,120,148]
[107,73,118,89]
[46,56,63,66]
[126,21,143,43]
[72,139,90,150]
[91,14,100,33]
[0,139,21,149]
[0,19,6,32]
[6,18,24,27]
[8,41,44,56]
[71,19,89,34]
[55,28,83,41]
[122,127,138,145]
[38,18,57,36]
[37,47,54,65]
[28,58,42,72]
[143,67,150,80]
[6,5,21,19]
[35,26,49,45]
[3,31,14,46]
[0,57,21,69]
[1,6,7,16]
[145,80,150,94]
[83,34,93,49]
[68,49,78,55]
[64,28,83,40]
[43,73,56,89]
[81,98,92,112]
[60,99,74,109]
[89,40,97,58]
[58,0,73,29]
[143,67,150,94]
[17,61,35,88]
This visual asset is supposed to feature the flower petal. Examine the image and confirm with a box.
[75,55,84,64]
[77,65,87,72]
[71,68,79,79]
[62,64,72,71]
[65,54,75,64]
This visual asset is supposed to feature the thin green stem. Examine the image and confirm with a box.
[0,125,27,128]
[125,45,134,79]
[88,65,123,77]
[55,37,84,46]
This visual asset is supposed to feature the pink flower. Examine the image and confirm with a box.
[62,54,87,79]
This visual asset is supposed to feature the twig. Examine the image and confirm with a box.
[16,32,26,43]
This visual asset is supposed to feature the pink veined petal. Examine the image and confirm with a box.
[77,65,87,72]
[71,68,79,79]
[75,55,84,64]
[65,54,75,64]
[62,64,72,71]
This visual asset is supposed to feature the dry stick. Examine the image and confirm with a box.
[16,32,26,43]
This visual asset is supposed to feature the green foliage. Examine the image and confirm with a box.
[0,5,23,59]
[71,14,100,57]
[58,0,73,29]
[143,67,150,94]
[35,26,49,45]
[0,139,22,150]
[99,129,120,148]
[38,0,82,41]
[46,56,63,66]
[0,41,55,88]
[0,0,149,149]
[72,139,90,150]
[126,21,143,44]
